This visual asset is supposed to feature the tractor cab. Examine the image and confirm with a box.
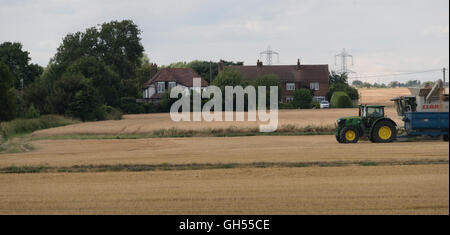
[358,105,385,119]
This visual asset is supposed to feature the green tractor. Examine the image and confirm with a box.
[335,105,397,143]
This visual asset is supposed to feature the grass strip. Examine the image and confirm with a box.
[1,159,447,174]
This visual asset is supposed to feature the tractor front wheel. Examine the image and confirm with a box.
[371,120,397,143]
[339,126,359,144]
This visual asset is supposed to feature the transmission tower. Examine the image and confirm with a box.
[335,48,355,75]
[260,45,279,65]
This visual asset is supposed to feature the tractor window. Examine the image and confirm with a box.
[367,107,384,117]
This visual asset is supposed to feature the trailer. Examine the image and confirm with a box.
[391,79,449,141]
[403,112,449,140]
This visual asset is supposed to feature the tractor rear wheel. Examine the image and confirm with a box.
[339,126,359,144]
[371,120,397,143]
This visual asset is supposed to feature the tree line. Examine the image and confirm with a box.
[0,19,361,122]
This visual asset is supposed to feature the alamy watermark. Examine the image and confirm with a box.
[169,78,278,132]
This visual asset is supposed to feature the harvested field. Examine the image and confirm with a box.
[1,136,448,167]
[358,88,411,106]
[0,165,447,214]
[31,108,402,137]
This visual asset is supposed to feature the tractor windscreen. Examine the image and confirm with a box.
[367,107,384,117]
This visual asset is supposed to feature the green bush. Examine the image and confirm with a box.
[292,88,313,109]
[24,105,40,119]
[102,105,123,120]
[331,91,353,108]
[279,102,295,109]
[0,115,78,138]
[312,100,320,109]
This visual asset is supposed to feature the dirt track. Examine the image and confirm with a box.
[1,136,448,167]
[0,165,447,214]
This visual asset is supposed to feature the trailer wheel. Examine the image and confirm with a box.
[339,126,359,144]
[444,135,449,142]
[371,120,397,143]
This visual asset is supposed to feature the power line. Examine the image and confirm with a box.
[355,69,444,79]
[335,48,355,74]
[259,45,279,65]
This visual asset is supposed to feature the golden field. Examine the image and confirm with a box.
[1,88,448,215]
[31,108,402,137]
[0,165,448,214]
[30,88,411,137]
[1,136,448,167]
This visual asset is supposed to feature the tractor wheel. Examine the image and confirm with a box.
[371,120,397,143]
[339,126,359,144]
[444,135,449,142]
[336,135,343,143]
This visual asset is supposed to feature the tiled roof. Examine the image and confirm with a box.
[144,68,208,87]
[227,64,329,83]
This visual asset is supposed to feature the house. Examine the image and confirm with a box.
[221,59,329,103]
[142,68,208,103]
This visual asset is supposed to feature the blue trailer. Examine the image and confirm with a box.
[403,112,449,140]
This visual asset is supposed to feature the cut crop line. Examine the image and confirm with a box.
[1,159,448,174]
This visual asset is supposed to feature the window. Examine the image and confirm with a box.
[366,107,384,117]
[168,82,176,90]
[286,83,295,91]
[157,82,165,93]
[310,82,319,91]
[286,97,294,103]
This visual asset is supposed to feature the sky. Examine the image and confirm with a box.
[0,0,448,83]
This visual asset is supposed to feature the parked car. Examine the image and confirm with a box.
[320,101,330,109]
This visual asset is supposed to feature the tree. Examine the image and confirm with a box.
[251,74,282,107]
[0,42,43,89]
[352,80,363,87]
[327,71,359,102]
[51,72,104,120]
[168,60,244,83]
[51,20,144,93]
[329,71,348,85]
[211,68,243,90]
[0,63,17,121]
[65,56,121,106]
[292,88,313,109]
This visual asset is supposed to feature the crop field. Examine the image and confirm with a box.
[0,88,448,214]
[0,165,448,214]
[31,108,402,137]
[358,88,411,106]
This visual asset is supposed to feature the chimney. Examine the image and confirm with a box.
[218,59,224,73]
[257,59,263,68]
[150,63,158,78]
[296,59,301,70]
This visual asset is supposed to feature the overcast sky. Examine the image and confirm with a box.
[1,0,448,83]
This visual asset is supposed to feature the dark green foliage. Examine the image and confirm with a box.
[251,74,282,106]
[102,105,123,120]
[329,71,348,85]
[292,88,313,109]
[168,60,243,83]
[326,76,359,101]
[331,91,353,108]
[0,63,16,121]
[65,56,121,106]
[0,42,43,89]
[0,115,78,138]
[24,105,40,119]
[51,73,104,121]
[211,68,243,89]
[23,79,52,114]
